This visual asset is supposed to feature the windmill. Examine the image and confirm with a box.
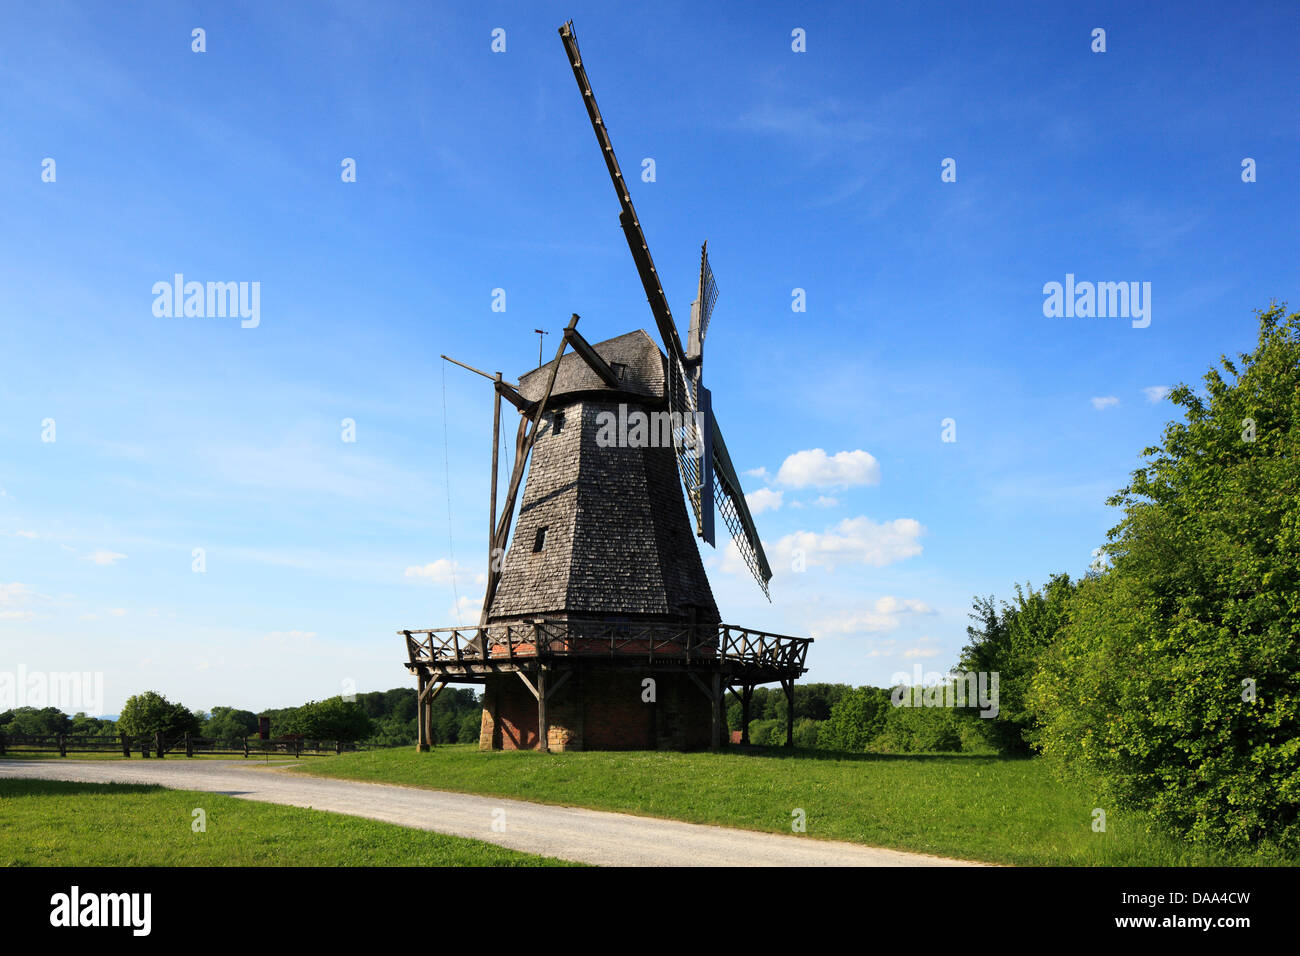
[401,21,810,753]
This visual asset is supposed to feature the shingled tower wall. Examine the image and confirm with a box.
[478,330,719,750]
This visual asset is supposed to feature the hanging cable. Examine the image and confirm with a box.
[441,361,462,625]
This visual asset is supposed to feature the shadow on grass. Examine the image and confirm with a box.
[724,745,1031,764]
[0,779,164,797]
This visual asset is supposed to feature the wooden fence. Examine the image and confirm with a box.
[0,731,369,758]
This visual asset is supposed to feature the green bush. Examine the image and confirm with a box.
[873,703,963,753]
[458,710,482,746]
[792,717,820,749]
[1030,304,1300,849]
[959,575,1077,755]
[818,687,890,752]
[746,719,782,746]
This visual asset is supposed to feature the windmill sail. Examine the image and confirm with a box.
[710,414,773,598]
[560,19,770,600]
[687,243,717,362]
[558,21,686,365]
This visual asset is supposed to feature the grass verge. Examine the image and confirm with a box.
[294,745,1294,866]
[0,778,576,866]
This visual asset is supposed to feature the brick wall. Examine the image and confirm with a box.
[479,666,712,751]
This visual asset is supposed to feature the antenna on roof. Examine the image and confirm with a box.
[533,329,548,368]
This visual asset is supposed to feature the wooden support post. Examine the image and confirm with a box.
[121,732,130,757]
[141,736,149,758]
[490,373,502,569]
[243,736,249,758]
[425,689,435,747]
[784,679,795,748]
[741,685,753,744]
[185,732,193,758]
[416,672,429,752]
[710,672,723,750]
[0,731,7,756]
[537,668,549,752]
[58,733,66,757]
[155,731,165,758]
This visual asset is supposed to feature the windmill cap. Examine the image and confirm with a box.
[517,329,666,404]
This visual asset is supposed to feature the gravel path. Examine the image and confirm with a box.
[0,759,980,867]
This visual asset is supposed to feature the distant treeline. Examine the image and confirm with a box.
[0,686,483,747]
[727,683,991,753]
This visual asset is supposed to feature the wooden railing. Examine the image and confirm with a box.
[402,620,811,673]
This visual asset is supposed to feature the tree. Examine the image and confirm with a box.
[874,703,963,753]
[958,575,1076,755]
[118,691,201,739]
[818,687,890,752]
[1031,303,1300,849]
[276,697,374,742]
[0,706,72,736]
[202,707,259,740]
[458,710,482,746]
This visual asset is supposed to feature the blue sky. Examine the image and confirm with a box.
[1,1,1296,714]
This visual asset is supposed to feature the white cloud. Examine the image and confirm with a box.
[751,516,925,573]
[1142,385,1171,403]
[746,488,783,515]
[450,595,482,624]
[902,647,940,659]
[404,558,464,584]
[776,449,881,489]
[808,596,934,639]
[1090,396,1119,410]
[83,549,127,566]
[4,530,38,539]
[814,496,839,508]
[744,466,769,480]
[107,608,127,617]
[873,596,933,615]
[0,582,42,621]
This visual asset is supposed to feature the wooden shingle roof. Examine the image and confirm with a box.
[516,329,665,405]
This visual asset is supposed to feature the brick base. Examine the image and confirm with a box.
[478,667,712,751]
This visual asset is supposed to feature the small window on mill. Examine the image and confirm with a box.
[611,362,627,381]
[552,411,565,435]
[533,526,548,552]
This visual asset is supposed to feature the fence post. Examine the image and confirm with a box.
[185,732,193,758]
[336,739,342,755]
[58,733,66,757]
[121,732,130,757]
[294,739,300,759]
[155,731,165,758]
[243,736,249,758]
[0,730,6,756]
[141,735,149,758]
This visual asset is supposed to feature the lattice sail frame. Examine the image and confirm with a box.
[696,245,718,347]
[667,349,705,531]
[709,418,773,599]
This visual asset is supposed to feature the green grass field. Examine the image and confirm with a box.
[0,778,575,866]
[296,745,1294,866]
